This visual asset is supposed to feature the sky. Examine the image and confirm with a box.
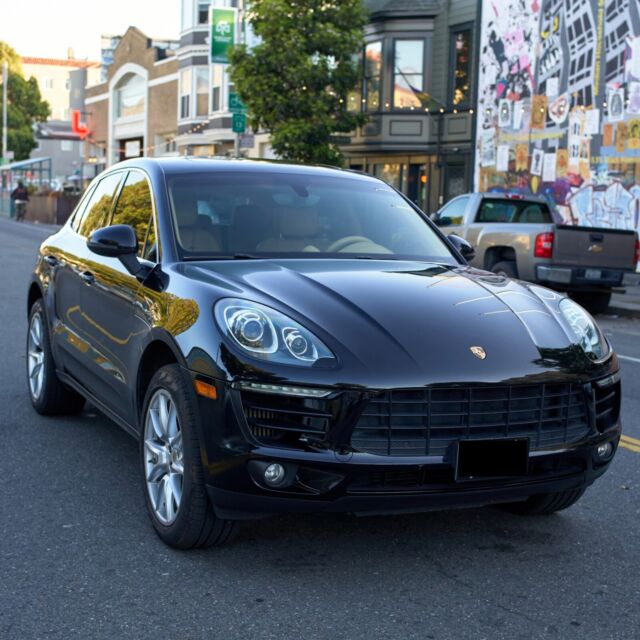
[0,0,181,61]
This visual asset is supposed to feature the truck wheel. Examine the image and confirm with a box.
[491,261,518,279]
[570,291,611,315]
[499,487,586,515]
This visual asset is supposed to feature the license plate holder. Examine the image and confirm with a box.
[585,268,602,280]
[455,438,529,481]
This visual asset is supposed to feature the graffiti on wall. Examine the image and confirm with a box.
[475,0,640,232]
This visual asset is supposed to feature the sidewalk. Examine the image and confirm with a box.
[610,272,640,317]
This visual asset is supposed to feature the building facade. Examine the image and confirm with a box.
[475,0,640,233]
[83,28,180,172]
[174,0,270,157]
[21,56,101,121]
[344,0,479,213]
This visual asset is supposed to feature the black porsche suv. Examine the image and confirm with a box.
[27,158,621,548]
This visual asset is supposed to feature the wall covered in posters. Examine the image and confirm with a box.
[475,0,640,232]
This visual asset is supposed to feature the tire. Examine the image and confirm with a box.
[570,291,611,315]
[491,260,518,278]
[140,364,238,549]
[499,487,586,515]
[27,299,86,415]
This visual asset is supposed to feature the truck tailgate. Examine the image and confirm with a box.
[553,226,637,270]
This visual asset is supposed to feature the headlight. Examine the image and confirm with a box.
[559,298,608,359]
[215,298,335,367]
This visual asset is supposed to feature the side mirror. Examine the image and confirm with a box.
[434,215,453,227]
[448,233,476,262]
[87,225,142,275]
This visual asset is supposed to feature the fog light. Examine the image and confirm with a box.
[596,442,613,459]
[264,463,286,486]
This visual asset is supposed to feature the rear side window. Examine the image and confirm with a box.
[76,173,123,237]
[476,199,553,224]
[111,171,155,259]
[436,196,469,225]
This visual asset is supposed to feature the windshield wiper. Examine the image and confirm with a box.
[183,253,260,261]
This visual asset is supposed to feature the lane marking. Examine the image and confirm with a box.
[618,354,640,364]
[620,436,640,453]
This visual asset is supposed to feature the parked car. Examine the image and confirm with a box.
[27,159,621,548]
[432,192,640,314]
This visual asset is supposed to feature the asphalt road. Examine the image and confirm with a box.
[1,218,639,640]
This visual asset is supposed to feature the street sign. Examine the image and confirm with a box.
[210,7,237,63]
[232,113,247,134]
[239,134,255,149]
[228,92,247,113]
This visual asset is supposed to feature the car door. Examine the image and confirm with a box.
[78,169,157,422]
[50,171,125,382]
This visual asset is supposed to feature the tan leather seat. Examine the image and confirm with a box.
[257,208,321,252]
[172,192,221,253]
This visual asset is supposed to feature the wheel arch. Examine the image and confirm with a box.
[27,281,43,316]
[136,333,187,421]
[484,245,517,271]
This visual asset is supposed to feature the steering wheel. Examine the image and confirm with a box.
[326,236,373,253]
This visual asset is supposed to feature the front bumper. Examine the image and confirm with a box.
[191,369,622,520]
[204,431,620,519]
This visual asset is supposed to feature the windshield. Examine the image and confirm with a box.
[167,171,457,263]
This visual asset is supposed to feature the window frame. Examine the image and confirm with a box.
[179,68,193,120]
[72,171,126,238]
[448,23,473,109]
[392,38,426,111]
[107,169,160,263]
[363,40,383,113]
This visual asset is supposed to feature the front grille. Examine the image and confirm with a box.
[241,390,333,448]
[351,383,591,457]
[594,379,621,432]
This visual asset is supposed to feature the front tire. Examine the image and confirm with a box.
[500,487,586,515]
[140,364,238,549]
[27,299,86,415]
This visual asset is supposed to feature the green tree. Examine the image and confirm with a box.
[229,0,368,166]
[0,41,50,161]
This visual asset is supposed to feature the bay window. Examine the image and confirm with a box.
[393,40,424,110]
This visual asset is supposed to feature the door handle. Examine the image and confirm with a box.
[44,255,58,267]
[80,271,95,285]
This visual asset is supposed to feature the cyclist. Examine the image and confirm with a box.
[10,181,29,221]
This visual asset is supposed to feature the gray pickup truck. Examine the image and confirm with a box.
[433,192,639,314]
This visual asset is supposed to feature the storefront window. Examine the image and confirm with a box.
[364,41,382,112]
[393,40,424,109]
[450,28,472,107]
[374,163,407,193]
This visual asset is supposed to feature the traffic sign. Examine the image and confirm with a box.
[232,113,247,134]
[228,92,247,113]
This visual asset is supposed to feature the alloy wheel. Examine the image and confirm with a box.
[27,312,46,400]
[143,389,184,525]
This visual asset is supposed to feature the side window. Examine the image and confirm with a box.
[111,170,156,259]
[437,196,469,225]
[76,173,123,237]
[69,184,96,232]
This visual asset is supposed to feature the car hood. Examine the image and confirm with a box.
[181,259,591,387]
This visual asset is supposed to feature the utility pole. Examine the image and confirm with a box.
[2,61,8,163]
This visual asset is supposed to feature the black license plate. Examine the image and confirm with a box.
[455,438,529,481]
